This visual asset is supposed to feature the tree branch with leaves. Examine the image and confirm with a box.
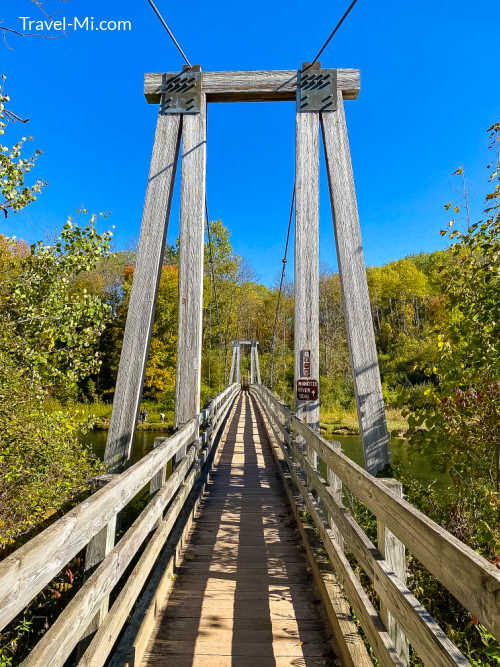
[0,76,45,218]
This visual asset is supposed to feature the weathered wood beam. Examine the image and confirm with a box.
[378,479,410,666]
[104,109,182,472]
[321,91,391,474]
[175,92,207,433]
[294,111,320,430]
[144,68,360,104]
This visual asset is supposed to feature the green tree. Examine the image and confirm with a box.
[0,80,112,547]
[203,220,242,387]
[406,123,500,557]
[0,218,112,399]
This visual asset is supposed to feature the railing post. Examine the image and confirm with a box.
[150,439,168,494]
[250,343,255,384]
[377,478,409,665]
[78,474,117,653]
[327,441,344,551]
[150,438,170,529]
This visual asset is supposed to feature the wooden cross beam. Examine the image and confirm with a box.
[144,69,360,104]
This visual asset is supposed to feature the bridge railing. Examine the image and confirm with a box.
[0,383,240,666]
[251,383,500,667]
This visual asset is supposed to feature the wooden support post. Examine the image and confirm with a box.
[235,343,241,384]
[320,92,391,475]
[149,438,168,528]
[255,342,261,384]
[294,109,320,458]
[78,475,117,654]
[250,342,255,384]
[104,109,182,472]
[229,342,237,384]
[328,441,344,551]
[377,479,409,666]
[174,92,207,447]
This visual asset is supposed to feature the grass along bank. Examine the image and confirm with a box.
[321,406,408,438]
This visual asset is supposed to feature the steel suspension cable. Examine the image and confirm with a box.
[205,198,221,326]
[268,185,295,388]
[146,0,192,67]
[310,0,359,65]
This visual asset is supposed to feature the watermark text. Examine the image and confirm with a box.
[18,16,132,33]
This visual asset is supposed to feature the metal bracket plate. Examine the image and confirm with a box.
[297,68,337,113]
[159,68,201,114]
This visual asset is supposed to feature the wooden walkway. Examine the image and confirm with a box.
[142,391,337,666]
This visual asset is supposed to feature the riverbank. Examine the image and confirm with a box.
[56,401,175,432]
[93,420,173,432]
[68,401,408,437]
[320,406,408,438]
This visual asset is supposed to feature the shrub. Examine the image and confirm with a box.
[0,351,103,549]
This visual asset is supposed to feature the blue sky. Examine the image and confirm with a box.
[1,0,499,285]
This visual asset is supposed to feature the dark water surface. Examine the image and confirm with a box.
[86,430,447,488]
[85,430,162,466]
[336,434,448,488]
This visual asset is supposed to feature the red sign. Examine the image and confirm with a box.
[296,379,318,401]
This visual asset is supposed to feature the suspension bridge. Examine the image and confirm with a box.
[0,13,499,665]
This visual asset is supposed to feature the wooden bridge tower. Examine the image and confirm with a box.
[104,64,391,475]
[228,340,261,386]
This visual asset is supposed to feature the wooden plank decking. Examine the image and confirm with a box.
[142,391,338,666]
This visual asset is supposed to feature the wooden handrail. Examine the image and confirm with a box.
[0,384,239,664]
[293,439,467,666]
[23,447,198,666]
[251,384,499,665]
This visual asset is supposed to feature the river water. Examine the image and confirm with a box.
[85,430,446,488]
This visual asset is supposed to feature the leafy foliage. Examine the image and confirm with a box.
[405,123,500,558]
[0,86,111,550]
[0,217,111,546]
[0,76,45,218]
[0,217,112,399]
[0,350,102,548]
